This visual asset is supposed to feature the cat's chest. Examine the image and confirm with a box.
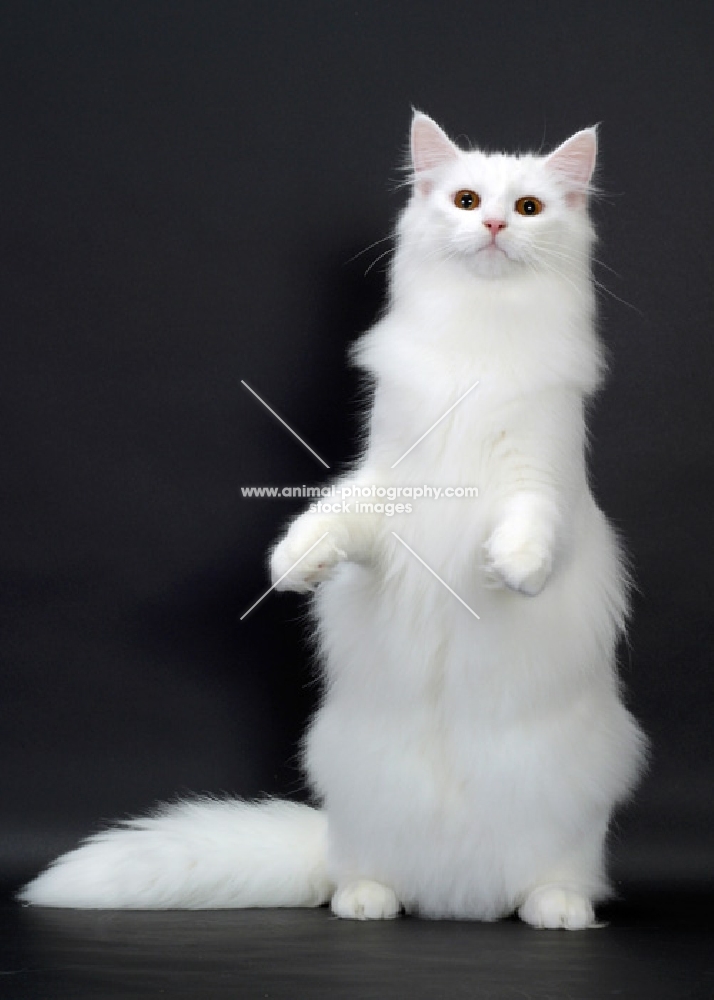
[368,347,519,477]
[375,331,486,410]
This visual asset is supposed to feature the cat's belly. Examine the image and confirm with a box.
[306,685,641,919]
[305,507,641,919]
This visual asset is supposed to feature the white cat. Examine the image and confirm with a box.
[20,113,646,929]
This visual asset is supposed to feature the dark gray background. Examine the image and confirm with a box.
[1,0,712,905]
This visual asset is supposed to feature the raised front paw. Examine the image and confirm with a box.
[270,517,348,593]
[483,523,553,597]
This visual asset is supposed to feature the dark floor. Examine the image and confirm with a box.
[1,887,712,1000]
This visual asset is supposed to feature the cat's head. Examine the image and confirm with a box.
[399,112,597,281]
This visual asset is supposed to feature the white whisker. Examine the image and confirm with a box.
[527,239,640,314]
[345,235,395,266]
[364,246,396,276]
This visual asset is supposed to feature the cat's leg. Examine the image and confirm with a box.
[482,396,586,597]
[517,821,608,930]
[483,492,559,597]
[331,880,401,920]
[270,488,379,593]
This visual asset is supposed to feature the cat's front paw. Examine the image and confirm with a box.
[270,518,348,593]
[483,524,553,596]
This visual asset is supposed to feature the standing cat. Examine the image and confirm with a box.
[20,113,645,929]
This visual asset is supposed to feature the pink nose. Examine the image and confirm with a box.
[483,219,507,236]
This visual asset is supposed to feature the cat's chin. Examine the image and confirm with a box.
[469,245,519,279]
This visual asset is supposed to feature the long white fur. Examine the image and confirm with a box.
[18,799,332,909]
[20,114,645,928]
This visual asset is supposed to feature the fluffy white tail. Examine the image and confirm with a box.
[18,798,333,909]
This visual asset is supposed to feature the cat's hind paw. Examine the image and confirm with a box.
[331,880,401,920]
[518,886,596,930]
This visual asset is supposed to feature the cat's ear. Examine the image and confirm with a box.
[544,128,598,208]
[410,112,461,195]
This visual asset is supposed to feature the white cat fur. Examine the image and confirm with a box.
[20,113,645,929]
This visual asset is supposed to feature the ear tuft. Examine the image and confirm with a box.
[544,127,598,207]
[410,112,461,194]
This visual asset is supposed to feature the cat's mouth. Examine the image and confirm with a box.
[477,240,508,258]
[479,237,507,254]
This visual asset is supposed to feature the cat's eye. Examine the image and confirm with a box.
[515,196,544,216]
[454,190,480,211]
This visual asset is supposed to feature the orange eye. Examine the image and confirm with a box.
[515,196,544,216]
[454,190,480,210]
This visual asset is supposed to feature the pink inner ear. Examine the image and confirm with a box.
[544,129,597,206]
[411,114,460,194]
